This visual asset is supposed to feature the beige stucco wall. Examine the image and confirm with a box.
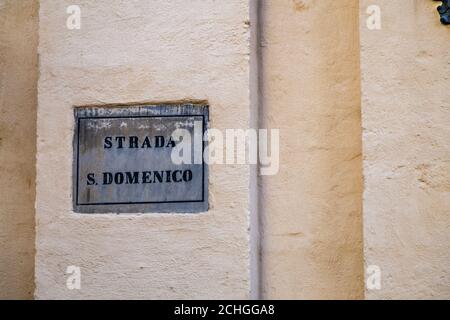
[361,0,450,299]
[35,0,252,299]
[2,0,449,300]
[0,0,38,299]
[259,0,364,299]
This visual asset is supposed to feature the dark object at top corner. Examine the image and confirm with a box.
[435,0,450,25]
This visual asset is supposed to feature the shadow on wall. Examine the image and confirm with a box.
[0,0,38,299]
[258,0,364,299]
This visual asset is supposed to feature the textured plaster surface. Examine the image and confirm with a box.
[361,0,450,299]
[36,0,251,299]
[0,0,37,299]
[259,0,364,299]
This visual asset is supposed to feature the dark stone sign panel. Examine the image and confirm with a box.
[73,104,209,213]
